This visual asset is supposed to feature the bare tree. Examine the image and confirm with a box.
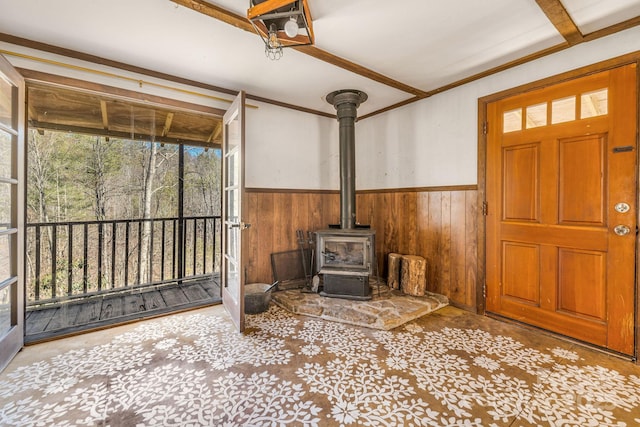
[27,130,55,224]
[138,142,177,283]
[89,137,108,221]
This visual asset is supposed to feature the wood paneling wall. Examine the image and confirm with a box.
[244,188,479,311]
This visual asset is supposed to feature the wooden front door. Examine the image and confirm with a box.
[486,64,637,355]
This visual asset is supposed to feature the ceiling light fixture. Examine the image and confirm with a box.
[248,0,314,60]
[266,23,283,60]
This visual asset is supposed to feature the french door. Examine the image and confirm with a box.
[486,64,637,355]
[0,55,25,372]
[221,92,247,332]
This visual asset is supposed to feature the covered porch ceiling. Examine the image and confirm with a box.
[26,81,224,147]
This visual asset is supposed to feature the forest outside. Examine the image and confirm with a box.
[25,129,221,304]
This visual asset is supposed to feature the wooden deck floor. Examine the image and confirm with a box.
[25,275,221,343]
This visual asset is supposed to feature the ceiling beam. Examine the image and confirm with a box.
[535,0,583,45]
[170,0,254,32]
[100,100,109,130]
[27,102,44,135]
[208,121,222,143]
[162,112,174,137]
[100,99,110,141]
[583,15,640,42]
[170,0,427,96]
[294,46,427,96]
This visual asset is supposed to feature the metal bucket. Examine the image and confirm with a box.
[244,283,272,314]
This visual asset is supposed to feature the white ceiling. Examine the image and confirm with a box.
[0,0,639,117]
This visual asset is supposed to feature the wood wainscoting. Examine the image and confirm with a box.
[244,187,479,311]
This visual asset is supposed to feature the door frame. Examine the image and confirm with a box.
[477,52,640,362]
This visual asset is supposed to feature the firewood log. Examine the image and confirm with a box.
[401,255,427,296]
[387,253,403,290]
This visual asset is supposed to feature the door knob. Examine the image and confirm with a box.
[613,224,630,236]
[230,222,251,230]
[614,202,630,213]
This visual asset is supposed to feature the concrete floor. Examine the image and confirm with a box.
[2,303,639,426]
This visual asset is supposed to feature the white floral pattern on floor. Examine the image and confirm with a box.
[1,305,639,426]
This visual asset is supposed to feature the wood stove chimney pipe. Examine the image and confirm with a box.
[326,89,368,229]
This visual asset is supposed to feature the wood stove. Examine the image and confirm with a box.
[315,89,375,300]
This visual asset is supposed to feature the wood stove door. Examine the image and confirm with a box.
[222,91,246,332]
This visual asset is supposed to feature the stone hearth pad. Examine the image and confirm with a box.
[271,286,448,330]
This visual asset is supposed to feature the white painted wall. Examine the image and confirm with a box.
[356,26,640,189]
[245,102,338,189]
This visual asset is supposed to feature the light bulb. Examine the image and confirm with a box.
[267,24,280,49]
[268,31,279,48]
[284,17,298,38]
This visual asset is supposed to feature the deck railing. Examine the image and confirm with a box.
[25,216,221,305]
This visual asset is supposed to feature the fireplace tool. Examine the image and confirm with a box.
[296,229,311,289]
[307,231,320,292]
[297,229,318,292]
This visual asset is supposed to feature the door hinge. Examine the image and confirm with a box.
[482,201,489,216]
[482,122,488,135]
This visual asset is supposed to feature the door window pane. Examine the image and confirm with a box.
[0,284,11,336]
[0,234,11,283]
[227,151,237,187]
[226,227,238,260]
[581,89,608,119]
[225,260,239,301]
[552,96,576,124]
[226,189,238,223]
[526,103,547,129]
[503,109,522,133]
[226,116,240,151]
[0,129,11,179]
[0,76,13,129]
[0,182,10,231]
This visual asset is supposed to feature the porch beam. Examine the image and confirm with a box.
[208,121,222,143]
[162,112,174,137]
[100,100,110,141]
[100,100,109,131]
